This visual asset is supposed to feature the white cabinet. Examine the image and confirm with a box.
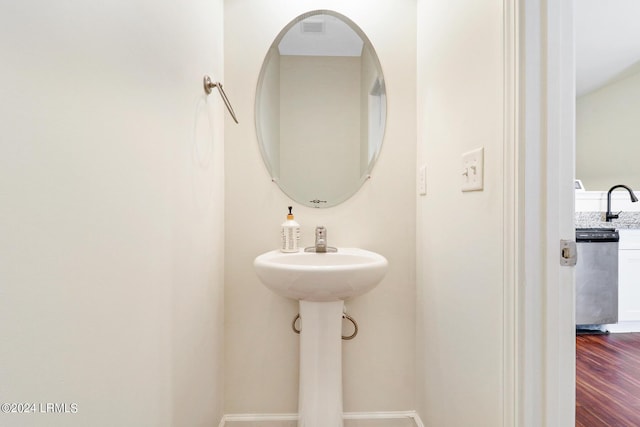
[618,230,640,322]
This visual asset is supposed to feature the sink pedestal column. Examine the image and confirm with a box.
[298,300,344,427]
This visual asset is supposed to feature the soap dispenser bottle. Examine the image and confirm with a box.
[281,206,300,252]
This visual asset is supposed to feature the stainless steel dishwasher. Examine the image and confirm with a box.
[575,228,619,327]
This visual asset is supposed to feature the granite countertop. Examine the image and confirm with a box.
[575,211,640,229]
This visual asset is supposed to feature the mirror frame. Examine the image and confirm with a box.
[254,9,387,208]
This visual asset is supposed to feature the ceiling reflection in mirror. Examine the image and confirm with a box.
[255,10,386,208]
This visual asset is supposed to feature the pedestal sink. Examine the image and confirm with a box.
[254,248,388,427]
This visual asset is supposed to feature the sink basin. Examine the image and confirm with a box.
[254,247,388,426]
[253,248,388,301]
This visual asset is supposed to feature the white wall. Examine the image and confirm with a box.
[224,0,416,414]
[576,69,640,191]
[0,1,225,426]
[416,0,507,425]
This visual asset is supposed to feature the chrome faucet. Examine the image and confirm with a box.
[606,184,639,222]
[314,226,327,252]
[305,226,337,253]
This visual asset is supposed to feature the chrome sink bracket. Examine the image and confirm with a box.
[292,313,301,334]
[341,313,358,340]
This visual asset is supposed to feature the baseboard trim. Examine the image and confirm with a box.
[218,410,424,427]
[606,321,640,333]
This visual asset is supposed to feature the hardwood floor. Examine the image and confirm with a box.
[576,333,640,426]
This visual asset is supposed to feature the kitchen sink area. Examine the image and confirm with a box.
[575,190,640,333]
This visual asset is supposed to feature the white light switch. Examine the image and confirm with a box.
[461,147,484,192]
[418,164,427,195]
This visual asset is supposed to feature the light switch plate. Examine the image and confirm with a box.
[461,147,484,192]
[418,164,427,195]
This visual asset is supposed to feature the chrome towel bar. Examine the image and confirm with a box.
[203,75,239,124]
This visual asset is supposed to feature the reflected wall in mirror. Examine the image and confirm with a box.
[576,74,640,191]
[255,10,386,208]
[575,1,640,191]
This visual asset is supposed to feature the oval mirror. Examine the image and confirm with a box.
[255,10,387,208]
